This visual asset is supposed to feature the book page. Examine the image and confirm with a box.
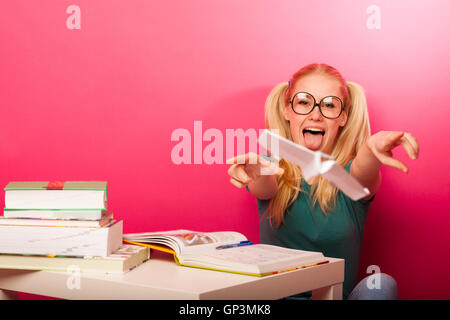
[123,230,247,256]
[180,231,248,254]
[195,244,320,265]
[180,244,325,274]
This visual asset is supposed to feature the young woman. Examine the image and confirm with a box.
[226,63,419,299]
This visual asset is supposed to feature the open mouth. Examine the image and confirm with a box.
[302,127,325,150]
[302,128,325,136]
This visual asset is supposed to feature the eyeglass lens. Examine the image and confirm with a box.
[292,92,342,119]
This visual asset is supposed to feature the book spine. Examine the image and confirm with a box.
[106,220,123,257]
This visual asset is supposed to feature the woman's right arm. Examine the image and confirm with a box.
[226,153,283,200]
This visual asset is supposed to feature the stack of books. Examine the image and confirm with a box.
[0,181,149,273]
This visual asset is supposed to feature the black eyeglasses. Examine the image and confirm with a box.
[289,92,344,119]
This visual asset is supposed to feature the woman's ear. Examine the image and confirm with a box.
[339,110,348,127]
[283,105,290,122]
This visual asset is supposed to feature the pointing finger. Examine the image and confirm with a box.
[228,164,252,184]
[398,135,416,160]
[234,165,252,184]
[260,162,284,176]
[230,177,245,188]
[384,132,405,150]
[226,153,259,165]
[375,149,409,173]
[403,133,419,159]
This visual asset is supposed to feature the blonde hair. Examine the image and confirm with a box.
[264,63,371,228]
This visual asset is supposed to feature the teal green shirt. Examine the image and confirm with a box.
[255,159,374,299]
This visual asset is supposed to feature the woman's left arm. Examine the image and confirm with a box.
[351,131,420,200]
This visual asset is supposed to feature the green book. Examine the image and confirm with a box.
[4,181,108,210]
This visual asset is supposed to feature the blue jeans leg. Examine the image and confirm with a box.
[347,273,398,300]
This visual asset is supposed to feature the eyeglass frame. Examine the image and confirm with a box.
[289,91,344,119]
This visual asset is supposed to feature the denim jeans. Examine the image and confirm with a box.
[347,273,398,300]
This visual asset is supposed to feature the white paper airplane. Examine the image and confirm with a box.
[258,129,370,201]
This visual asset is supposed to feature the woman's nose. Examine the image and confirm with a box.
[309,104,323,120]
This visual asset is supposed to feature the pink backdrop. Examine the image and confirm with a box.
[1,0,449,299]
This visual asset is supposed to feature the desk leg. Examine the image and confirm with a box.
[311,283,343,300]
[0,289,18,300]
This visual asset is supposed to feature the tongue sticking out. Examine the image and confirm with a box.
[303,132,324,151]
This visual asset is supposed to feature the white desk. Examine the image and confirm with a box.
[0,251,344,300]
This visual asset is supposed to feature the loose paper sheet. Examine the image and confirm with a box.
[258,129,370,201]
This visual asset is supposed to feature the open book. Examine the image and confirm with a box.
[123,230,328,276]
[258,129,370,201]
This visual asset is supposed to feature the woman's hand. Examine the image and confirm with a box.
[367,131,419,173]
[226,152,284,188]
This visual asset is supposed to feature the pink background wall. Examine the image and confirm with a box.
[0,0,449,299]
